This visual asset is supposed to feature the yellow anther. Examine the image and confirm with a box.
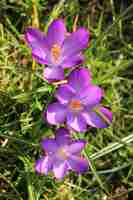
[51,44,61,63]
[58,148,68,160]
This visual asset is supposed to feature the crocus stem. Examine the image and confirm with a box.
[20,156,36,200]
[28,182,35,200]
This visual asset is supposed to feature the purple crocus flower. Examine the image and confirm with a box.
[46,68,112,132]
[35,128,88,179]
[25,19,89,82]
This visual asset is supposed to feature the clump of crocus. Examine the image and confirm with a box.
[25,19,89,82]
[46,68,112,132]
[25,18,113,180]
[35,128,88,179]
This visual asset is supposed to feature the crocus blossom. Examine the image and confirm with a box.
[25,19,89,82]
[46,68,112,132]
[35,128,88,179]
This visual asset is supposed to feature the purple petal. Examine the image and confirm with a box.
[55,128,71,146]
[41,138,58,153]
[55,84,75,105]
[43,66,64,82]
[62,54,85,68]
[78,85,103,106]
[68,68,92,92]
[25,27,49,64]
[68,140,86,154]
[53,160,68,179]
[46,102,66,125]
[35,156,52,175]
[82,106,112,128]
[67,112,87,132]
[47,19,66,47]
[62,28,89,57]
[68,155,88,173]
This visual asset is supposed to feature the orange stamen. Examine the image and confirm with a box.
[69,100,83,111]
[58,148,68,160]
[51,44,61,62]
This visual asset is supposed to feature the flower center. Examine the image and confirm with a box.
[51,44,61,63]
[58,147,68,160]
[69,99,83,112]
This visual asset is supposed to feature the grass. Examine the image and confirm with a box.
[0,0,133,199]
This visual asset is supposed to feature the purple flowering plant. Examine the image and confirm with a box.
[46,67,112,132]
[35,128,88,179]
[25,19,112,180]
[25,19,89,82]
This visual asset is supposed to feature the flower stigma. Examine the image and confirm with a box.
[58,147,68,160]
[69,99,83,112]
[51,44,61,63]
